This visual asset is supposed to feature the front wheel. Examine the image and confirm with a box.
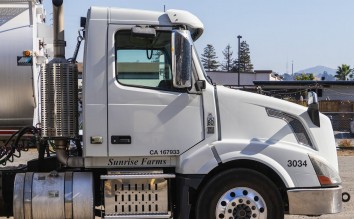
[196,168,284,219]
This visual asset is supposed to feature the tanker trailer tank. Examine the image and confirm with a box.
[0,0,50,136]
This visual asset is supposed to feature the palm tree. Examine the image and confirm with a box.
[335,64,353,80]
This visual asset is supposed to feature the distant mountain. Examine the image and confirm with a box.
[296,65,336,75]
[296,65,336,81]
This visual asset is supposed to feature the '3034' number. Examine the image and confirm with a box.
[287,160,307,167]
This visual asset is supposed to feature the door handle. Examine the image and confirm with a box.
[111,136,131,144]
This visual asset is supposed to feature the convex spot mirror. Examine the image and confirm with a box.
[307,91,318,105]
[172,30,193,88]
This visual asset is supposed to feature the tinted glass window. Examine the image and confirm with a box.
[115,31,173,90]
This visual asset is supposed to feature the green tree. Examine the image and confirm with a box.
[221,44,234,72]
[232,40,254,72]
[295,73,315,80]
[335,64,353,80]
[201,44,220,71]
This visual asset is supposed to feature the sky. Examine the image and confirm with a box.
[43,0,354,74]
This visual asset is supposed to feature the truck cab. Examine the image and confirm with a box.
[3,5,342,219]
[80,7,342,218]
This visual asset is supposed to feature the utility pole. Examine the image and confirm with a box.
[292,60,294,79]
[237,35,242,86]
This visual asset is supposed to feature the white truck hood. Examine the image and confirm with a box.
[216,86,339,171]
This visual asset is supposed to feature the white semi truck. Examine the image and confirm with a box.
[0,0,345,218]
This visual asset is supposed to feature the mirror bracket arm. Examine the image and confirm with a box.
[195,80,206,92]
[307,103,320,127]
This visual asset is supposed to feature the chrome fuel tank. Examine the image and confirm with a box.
[13,172,94,219]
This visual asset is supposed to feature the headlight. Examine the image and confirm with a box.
[309,154,341,186]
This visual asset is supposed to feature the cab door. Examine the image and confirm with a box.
[107,26,204,157]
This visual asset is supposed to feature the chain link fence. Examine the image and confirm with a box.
[323,112,354,133]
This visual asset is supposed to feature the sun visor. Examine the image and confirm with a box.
[166,9,204,41]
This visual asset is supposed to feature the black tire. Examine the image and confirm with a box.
[196,168,284,219]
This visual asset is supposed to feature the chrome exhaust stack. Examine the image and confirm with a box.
[52,0,66,59]
[40,0,80,166]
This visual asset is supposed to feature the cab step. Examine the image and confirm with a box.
[101,171,174,217]
[100,173,175,180]
[105,212,172,218]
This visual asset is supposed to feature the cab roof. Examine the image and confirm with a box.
[88,7,204,41]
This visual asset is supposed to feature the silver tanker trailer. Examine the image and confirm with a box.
[0,0,51,144]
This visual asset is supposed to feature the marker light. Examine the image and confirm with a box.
[309,154,341,186]
[23,50,32,57]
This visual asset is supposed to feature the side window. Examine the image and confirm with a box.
[115,31,173,90]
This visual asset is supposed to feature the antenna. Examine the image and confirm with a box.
[164,5,166,12]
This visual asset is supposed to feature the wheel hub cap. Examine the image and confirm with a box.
[234,204,252,218]
[215,187,267,219]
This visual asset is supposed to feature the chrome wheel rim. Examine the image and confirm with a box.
[215,187,267,219]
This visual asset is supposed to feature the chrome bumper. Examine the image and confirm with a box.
[287,186,342,215]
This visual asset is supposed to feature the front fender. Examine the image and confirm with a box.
[214,139,321,188]
[176,139,321,188]
[176,143,218,174]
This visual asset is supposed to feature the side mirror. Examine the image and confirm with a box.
[172,30,193,88]
[307,91,320,127]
